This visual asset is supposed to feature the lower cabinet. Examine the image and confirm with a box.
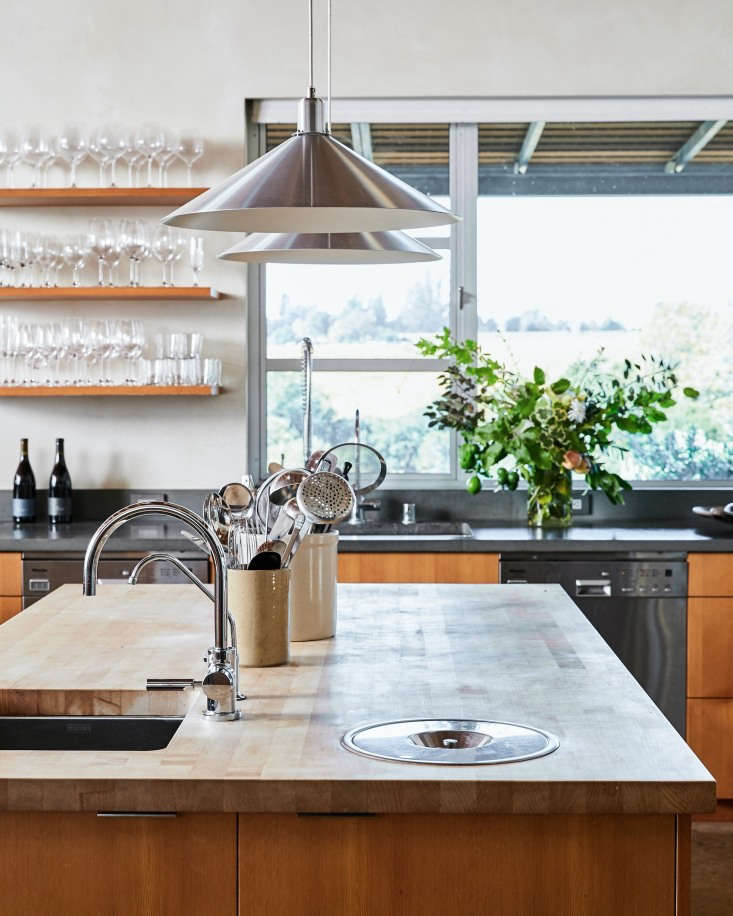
[238,813,678,916]
[0,596,22,623]
[0,812,237,916]
[687,699,733,799]
[338,551,499,584]
[0,553,22,623]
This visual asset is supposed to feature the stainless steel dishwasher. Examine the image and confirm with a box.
[500,553,687,736]
[22,552,209,608]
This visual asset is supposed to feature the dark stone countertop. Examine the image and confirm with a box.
[1,519,731,555]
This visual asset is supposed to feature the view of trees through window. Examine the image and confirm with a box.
[262,127,732,482]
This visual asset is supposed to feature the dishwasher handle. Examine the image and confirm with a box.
[575,578,611,597]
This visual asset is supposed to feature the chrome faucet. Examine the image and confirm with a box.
[83,500,240,721]
[128,552,244,704]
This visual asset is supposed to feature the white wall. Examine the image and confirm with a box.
[2,0,731,487]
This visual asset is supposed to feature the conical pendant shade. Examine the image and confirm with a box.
[163,106,458,234]
[217,230,440,264]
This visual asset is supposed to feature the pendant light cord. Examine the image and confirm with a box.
[327,0,332,131]
[308,0,315,96]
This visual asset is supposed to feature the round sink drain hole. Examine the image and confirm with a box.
[342,718,559,765]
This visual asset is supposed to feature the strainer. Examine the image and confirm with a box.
[315,442,387,496]
[296,471,355,524]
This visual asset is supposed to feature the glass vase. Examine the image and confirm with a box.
[526,468,573,528]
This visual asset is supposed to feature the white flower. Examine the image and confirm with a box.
[568,398,586,424]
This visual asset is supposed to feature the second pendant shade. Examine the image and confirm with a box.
[217,230,441,264]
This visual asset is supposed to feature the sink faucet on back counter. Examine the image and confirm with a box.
[82,499,241,720]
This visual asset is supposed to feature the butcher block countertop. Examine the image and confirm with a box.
[0,582,715,814]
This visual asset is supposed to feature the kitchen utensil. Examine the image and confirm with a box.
[203,491,231,545]
[247,550,282,571]
[301,337,313,466]
[268,469,311,507]
[228,517,259,569]
[280,515,306,568]
[315,442,387,496]
[258,539,286,555]
[219,482,254,519]
[297,470,355,523]
[254,466,310,534]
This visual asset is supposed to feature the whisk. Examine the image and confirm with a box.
[227,517,260,569]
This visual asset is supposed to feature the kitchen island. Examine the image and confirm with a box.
[0,582,715,915]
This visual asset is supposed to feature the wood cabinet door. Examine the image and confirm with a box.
[0,812,237,916]
[338,552,499,584]
[688,699,733,798]
[688,554,733,597]
[688,597,733,697]
[0,553,22,596]
[238,813,675,916]
[0,596,22,624]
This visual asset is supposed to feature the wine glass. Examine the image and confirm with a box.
[88,218,117,286]
[35,235,61,287]
[152,225,183,286]
[62,235,90,287]
[189,236,204,286]
[118,129,145,187]
[56,125,88,188]
[135,122,165,187]
[88,127,114,186]
[99,124,128,187]
[0,130,23,188]
[21,127,53,188]
[176,133,204,187]
[156,130,180,187]
[118,218,149,286]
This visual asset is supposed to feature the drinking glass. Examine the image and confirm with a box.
[62,234,90,286]
[153,357,176,386]
[178,356,202,385]
[0,130,23,188]
[101,124,128,187]
[36,234,61,287]
[188,332,204,357]
[16,232,36,287]
[118,218,149,286]
[189,236,204,286]
[88,127,114,186]
[156,130,180,187]
[151,225,183,285]
[203,357,222,387]
[176,133,204,186]
[21,127,53,188]
[135,122,165,187]
[56,125,88,188]
[88,218,118,286]
[118,132,145,187]
[16,324,35,385]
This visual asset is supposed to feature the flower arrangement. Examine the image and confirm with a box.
[417,329,699,527]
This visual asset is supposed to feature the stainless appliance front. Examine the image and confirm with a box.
[22,552,210,608]
[500,554,687,736]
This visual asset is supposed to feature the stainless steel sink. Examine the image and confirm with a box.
[0,716,184,751]
[339,521,473,540]
[341,718,559,765]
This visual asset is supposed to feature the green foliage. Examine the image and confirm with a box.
[417,329,699,504]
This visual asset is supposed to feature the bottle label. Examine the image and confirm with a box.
[12,498,35,518]
[48,497,71,518]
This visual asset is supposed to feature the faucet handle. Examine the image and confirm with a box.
[146,678,202,691]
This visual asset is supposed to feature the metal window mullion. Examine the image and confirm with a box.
[450,123,478,344]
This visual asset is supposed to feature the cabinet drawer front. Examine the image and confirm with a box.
[0,597,22,624]
[0,553,21,597]
[688,598,733,697]
[688,554,733,597]
[687,699,733,798]
[338,552,499,584]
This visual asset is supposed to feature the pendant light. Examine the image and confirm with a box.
[217,230,441,264]
[163,0,457,234]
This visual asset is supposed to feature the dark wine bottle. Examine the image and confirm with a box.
[48,438,72,525]
[12,438,36,526]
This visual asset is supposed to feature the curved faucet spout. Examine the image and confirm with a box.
[83,500,227,650]
[83,501,240,720]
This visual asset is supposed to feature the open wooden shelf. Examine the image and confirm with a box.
[0,286,221,301]
[0,188,208,207]
[0,385,220,397]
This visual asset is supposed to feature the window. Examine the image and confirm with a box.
[248,105,733,485]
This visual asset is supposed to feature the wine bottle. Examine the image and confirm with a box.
[12,438,36,525]
[48,438,72,525]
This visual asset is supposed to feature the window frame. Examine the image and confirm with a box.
[246,97,733,489]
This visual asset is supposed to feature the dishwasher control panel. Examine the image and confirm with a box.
[500,556,688,598]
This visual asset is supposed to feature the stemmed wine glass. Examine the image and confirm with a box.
[176,133,204,187]
[62,235,90,287]
[88,218,118,286]
[21,127,53,189]
[135,123,165,188]
[152,225,184,286]
[56,125,88,188]
[0,130,23,188]
[118,219,149,286]
[156,130,179,187]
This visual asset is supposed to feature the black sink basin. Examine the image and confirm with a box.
[339,521,473,538]
[0,716,184,751]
